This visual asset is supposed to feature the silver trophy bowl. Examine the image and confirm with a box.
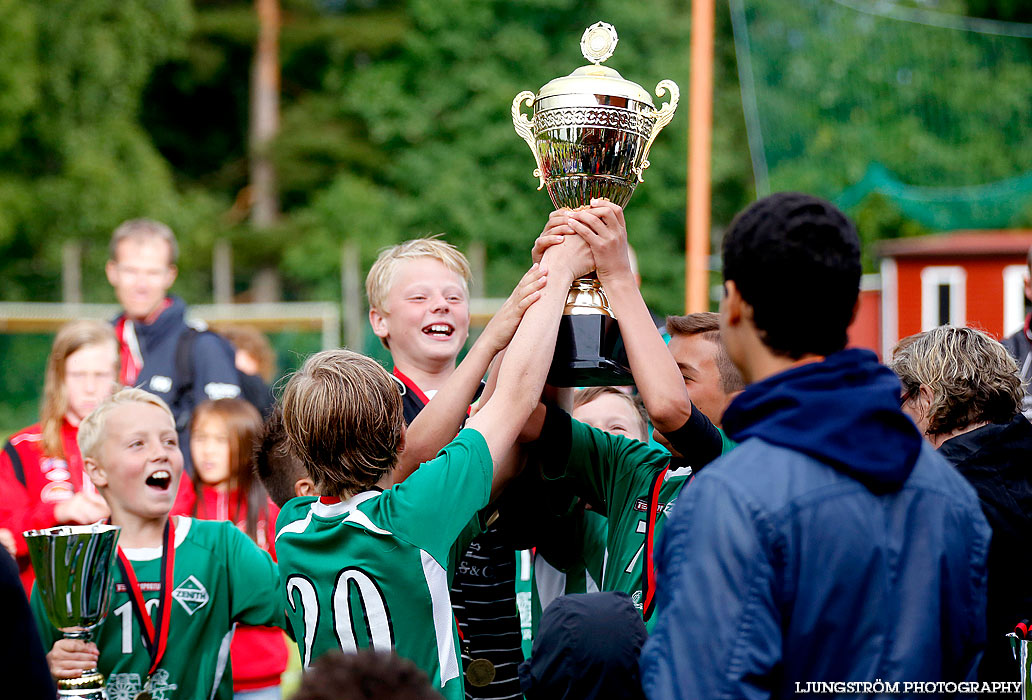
[25,524,121,699]
[511,21,678,386]
[512,22,679,212]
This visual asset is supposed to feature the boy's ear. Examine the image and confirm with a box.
[369,307,390,341]
[294,477,317,498]
[722,281,744,328]
[396,427,407,457]
[83,456,108,489]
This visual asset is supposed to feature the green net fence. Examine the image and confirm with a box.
[730,0,1032,229]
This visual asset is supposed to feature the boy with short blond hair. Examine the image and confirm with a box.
[365,237,473,324]
[276,239,587,699]
[34,388,283,700]
[364,236,548,699]
[365,236,475,420]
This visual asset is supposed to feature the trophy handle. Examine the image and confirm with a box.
[636,80,680,183]
[512,91,546,191]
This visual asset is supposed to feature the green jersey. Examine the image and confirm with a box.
[31,517,282,700]
[541,409,689,629]
[274,428,492,700]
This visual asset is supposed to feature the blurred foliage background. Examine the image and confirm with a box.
[2,0,1030,310]
[1,0,1031,432]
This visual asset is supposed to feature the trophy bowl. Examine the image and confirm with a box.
[25,524,121,700]
[512,21,678,386]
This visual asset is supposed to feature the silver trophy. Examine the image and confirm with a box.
[1009,632,1031,698]
[512,21,679,386]
[26,524,121,700]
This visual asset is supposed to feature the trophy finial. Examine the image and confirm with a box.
[580,22,618,65]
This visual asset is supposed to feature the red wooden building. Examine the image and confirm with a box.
[867,231,1032,358]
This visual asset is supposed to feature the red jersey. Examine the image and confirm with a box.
[0,420,97,591]
[172,481,288,691]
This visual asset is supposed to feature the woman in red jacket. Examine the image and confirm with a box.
[0,320,117,591]
[178,398,288,700]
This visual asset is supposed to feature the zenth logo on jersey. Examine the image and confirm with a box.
[172,575,209,615]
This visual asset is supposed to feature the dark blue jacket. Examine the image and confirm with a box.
[641,349,990,700]
[116,296,241,470]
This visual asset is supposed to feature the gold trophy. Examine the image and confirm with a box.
[513,21,678,386]
[26,524,121,700]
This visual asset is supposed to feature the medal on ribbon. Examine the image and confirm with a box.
[115,519,176,700]
[455,613,496,688]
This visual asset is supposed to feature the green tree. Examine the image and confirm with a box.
[0,1,226,303]
[322,0,698,314]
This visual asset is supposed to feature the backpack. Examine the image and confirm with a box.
[172,328,274,429]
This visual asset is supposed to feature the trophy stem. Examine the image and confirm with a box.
[564,275,614,317]
[59,628,106,699]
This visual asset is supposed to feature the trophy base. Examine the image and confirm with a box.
[58,671,107,699]
[548,313,633,387]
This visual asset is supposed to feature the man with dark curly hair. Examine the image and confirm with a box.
[642,192,991,700]
[290,651,439,700]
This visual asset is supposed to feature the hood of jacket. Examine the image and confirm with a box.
[518,592,646,700]
[722,348,923,493]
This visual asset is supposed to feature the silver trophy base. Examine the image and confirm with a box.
[58,671,107,700]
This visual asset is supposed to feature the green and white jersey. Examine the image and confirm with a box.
[543,412,690,629]
[31,517,282,700]
[275,428,492,700]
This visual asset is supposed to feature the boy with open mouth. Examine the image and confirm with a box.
[33,388,284,700]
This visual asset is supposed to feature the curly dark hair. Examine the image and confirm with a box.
[290,651,439,700]
[253,407,307,508]
[722,192,861,359]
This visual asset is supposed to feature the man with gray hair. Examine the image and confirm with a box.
[1002,244,1032,419]
[107,219,241,472]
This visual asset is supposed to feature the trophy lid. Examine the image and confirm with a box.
[536,22,655,105]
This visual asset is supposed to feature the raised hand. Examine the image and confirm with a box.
[540,228,595,281]
[54,491,110,525]
[567,199,633,284]
[531,208,575,265]
[0,528,14,556]
[480,263,548,354]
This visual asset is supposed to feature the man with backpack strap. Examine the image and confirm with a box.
[106,219,243,473]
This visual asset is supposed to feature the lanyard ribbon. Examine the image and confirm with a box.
[641,463,670,622]
[115,519,176,676]
[393,367,432,406]
[393,367,473,418]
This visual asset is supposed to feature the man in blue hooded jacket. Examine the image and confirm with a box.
[641,193,991,699]
[107,219,242,473]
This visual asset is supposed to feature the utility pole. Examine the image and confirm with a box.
[251,0,281,228]
[686,0,715,312]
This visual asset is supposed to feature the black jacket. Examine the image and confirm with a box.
[0,548,56,698]
[939,414,1032,686]
[1002,321,1032,419]
[519,592,647,700]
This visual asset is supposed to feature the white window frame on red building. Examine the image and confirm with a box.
[920,265,966,330]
